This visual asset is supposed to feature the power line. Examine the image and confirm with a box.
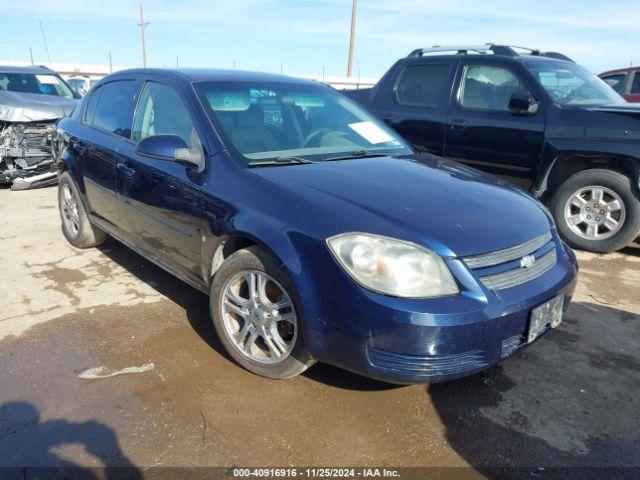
[38,20,52,65]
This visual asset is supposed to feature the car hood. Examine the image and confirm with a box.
[250,155,551,258]
[0,90,78,122]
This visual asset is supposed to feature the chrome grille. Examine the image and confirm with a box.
[480,250,557,290]
[464,232,552,269]
[463,231,557,291]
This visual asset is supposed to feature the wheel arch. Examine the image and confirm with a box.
[536,151,640,202]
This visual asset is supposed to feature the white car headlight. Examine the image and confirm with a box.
[327,233,459,298]
[0,105,15,122]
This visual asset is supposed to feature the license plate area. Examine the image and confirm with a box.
[528,295,564,343]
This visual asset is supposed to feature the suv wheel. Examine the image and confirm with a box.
[210,246,314,379]
[58,171,107,248]
[551,169,640,253]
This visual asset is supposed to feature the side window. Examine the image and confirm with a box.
[132,81,203,155]
[460,64,528,111]
[601,74,627,95]
[92,80,138,138]
[631,73,640,95]
[83,86,101,124]
[395,64,450,107]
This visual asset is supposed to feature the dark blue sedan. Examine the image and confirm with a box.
[54,68,578,383]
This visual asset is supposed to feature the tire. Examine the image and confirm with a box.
[58,171,107,249]
[210,245,314,379]
[550,168,640,253]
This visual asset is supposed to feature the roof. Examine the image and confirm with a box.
[108,67,322,85]
[0,64,56,74]
[407,44,574,63]
[599,66,640,76]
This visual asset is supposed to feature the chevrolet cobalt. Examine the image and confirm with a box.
[55,69,578,383]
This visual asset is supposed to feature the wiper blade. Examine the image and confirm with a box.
[248,156,314,168]
[322,150,388,162]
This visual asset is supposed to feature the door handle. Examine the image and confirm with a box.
[382,116,394,125]
[72,141,86,155]
[116,162,136,178]
[449,119,467,134]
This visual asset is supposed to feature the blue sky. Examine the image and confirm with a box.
[0,0,638,77]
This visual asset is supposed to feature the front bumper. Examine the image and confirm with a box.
[293,232,578,384]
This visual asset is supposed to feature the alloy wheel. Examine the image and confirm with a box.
[220,269,297,364]
[563,185,626,240]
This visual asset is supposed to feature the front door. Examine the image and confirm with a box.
[444,61,546,180]
[116,80,207,283]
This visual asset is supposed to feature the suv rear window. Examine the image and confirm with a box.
[631,73,640,94]
[395,64,450,107]
[92,80,138,138]
[601,74,627,95]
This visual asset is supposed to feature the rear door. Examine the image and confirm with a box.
[444,60,546,179]
[372,60,457,155]
[115,79,207,282]
[75,79,139,226]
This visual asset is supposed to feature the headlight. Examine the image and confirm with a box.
[327,233,459,298]
[0,105,15,122]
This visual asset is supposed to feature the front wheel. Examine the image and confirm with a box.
[210,246,314,379]
[550,169,640,253]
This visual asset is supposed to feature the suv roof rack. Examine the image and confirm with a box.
[407,44,574,63]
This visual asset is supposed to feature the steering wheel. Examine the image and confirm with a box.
[302,128,332,148]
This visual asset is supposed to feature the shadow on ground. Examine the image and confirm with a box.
[0,401,141,480]
[428,302,640,480]
[97,240,232,363]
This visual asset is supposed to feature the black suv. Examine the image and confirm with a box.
[345,44,640,253]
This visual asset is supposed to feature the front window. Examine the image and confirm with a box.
[194,81,411,166]
[0,73,75,99]
[524,59,624,107]
[459,64,528,111]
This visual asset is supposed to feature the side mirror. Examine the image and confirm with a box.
[136,134,204,172]
[508,92,540,116]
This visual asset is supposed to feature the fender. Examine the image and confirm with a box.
[531,136,640,198]
[203,211,322,285]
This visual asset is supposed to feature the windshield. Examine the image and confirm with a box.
[523,59,624,107]
[194,80,411,166]
[0,73,75,99]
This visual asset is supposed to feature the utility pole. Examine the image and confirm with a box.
[346,0,357,77]
[138,4,150,67]
[38,20,52,65]
[176,56,179,68]
[29,47,34,65]
[109,51,113,73]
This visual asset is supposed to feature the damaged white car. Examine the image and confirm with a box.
[0,65,79,190]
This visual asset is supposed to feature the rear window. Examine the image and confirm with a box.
[601,74,627,95]
[92,80,138,138]
[395,64,450,107]
[632,73,640,95]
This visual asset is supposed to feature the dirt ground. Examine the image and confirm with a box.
[1,186,639,479]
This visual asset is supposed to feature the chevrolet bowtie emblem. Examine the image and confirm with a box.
[520,254,536,269]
